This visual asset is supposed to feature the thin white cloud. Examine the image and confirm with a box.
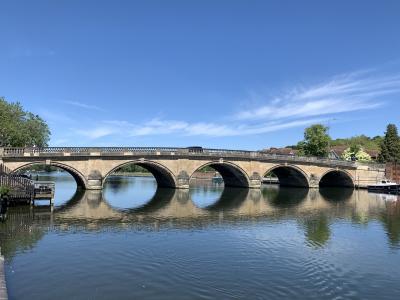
[39,109,75,124]
[67,68,399,141]
[62,101,105,112]
[76,117,327,138]
[75,127,115,139]
[235,72,398,121]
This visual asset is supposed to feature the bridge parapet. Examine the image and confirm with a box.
[0,147,361,169]
[0,147,386,190]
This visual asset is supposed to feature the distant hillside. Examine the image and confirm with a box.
[330,135,382,151]
[287,135,382,151]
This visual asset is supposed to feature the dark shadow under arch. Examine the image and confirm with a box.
[54,189,86,213]
[319,170,355,188]
[104,161,176,188]
[264,165,309,188]
[190,162,250,188]
[12,162,87,189]
[263,186,308,208]
[204,188,249,211]
[319,187,354,202]
[128,188,177,213]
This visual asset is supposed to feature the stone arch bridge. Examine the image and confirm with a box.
[0,147,384,190]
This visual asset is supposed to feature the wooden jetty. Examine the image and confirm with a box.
[1,164,55,207]
[0,164,34,202]
[32,181,55,205]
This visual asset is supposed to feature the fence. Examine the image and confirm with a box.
[386,162,400,183]
[0,164,34,200]
[1,147,360,168]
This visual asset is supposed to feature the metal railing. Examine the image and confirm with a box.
[0,164,34,200]
[0,146,376,168]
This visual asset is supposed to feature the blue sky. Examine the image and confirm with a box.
[1,0,400,150]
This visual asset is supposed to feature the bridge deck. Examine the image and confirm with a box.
[0,146,371,169]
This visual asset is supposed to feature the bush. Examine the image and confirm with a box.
[0,186,11,197]
[341,147,372,162]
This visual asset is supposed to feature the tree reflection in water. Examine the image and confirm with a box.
[105,175,137,193]
[380,199,400,248]
[319,187,354,203]
[303,214,331,248]
[262,185,308,208]
[3,176,400,259]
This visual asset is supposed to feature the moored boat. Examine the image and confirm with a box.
[368,180,399,194]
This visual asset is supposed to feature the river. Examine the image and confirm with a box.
[1,171,400,299]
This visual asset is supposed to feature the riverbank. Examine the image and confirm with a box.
[112,172,153,177]
[112,171,218,179]
[0,249,7,300]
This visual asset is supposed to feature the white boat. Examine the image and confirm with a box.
[368,180,399,193]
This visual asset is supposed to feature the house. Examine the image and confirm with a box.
[329,145,379,160]
[261,147,297,156]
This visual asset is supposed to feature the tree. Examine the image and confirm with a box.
[378,124,400,163]
[0,97,50,147]
[297,124,331,157]
[342,147,372,162]
[329,134,382,151]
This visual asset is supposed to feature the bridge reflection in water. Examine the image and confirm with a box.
[2,174,400,300]
[2,177,400,259]
[51,186,395,223]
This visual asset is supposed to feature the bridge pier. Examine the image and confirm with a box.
[249,173,262,189]
[86,171,103,190]
[86,179,103,190]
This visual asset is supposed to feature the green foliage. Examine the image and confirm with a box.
[349,143,361,154]
[198,166,215,172]
[117,164,149,173]
[0,97,50,147]
[297,124,331,157]
[341,147,372,162]
[264,172,278,178]
[0,186,11,197]
[303,216,331,248]
[331,134,382,151]
[378,124,400,163]
[380,205,400,247]
[17,164,59,173]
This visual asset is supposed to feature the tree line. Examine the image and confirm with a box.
[295,123,400,163]
[0,97,50,147]
[1,97,399,163]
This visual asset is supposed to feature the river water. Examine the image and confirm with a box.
[1,172,400,299]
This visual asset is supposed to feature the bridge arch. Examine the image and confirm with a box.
[189,161,250,188]
[319,169,355,188]
[263,164,310,188]
[11,161,87,189]
[103,160,177,188]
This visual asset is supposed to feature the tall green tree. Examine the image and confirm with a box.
[297,124,331,157]
[0,97,50,147]
[378,124,400,163]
